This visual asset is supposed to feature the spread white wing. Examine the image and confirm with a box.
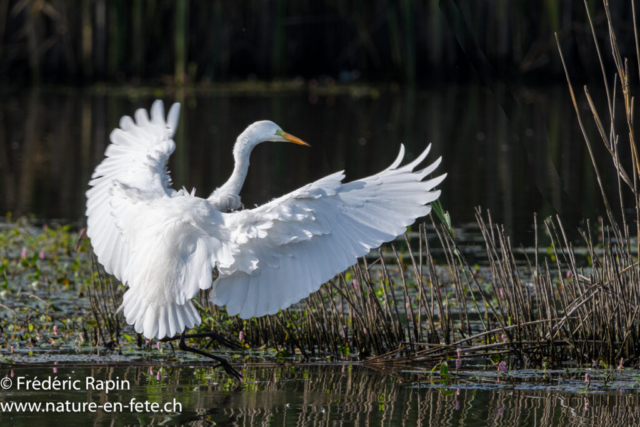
[86,100,180,281]
[212,145,445,319]
[86,100,210,339]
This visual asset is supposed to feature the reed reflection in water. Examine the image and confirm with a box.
[204,366,640,427]
[0,85,627,244]
[2,364,638,426]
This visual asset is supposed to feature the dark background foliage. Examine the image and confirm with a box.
[0,0,638,87]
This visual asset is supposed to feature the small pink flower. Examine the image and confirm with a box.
[456,389,460,395]
[362,327,367,335]
[39,251,45,260]
[566,271,572,278]
[456,348,461,359]
[10,346,14,354]
[53,325,58,336]
[405,301,410,309]
[584,399,589,411]
[498,361,508,373]
[156,371,161,380]
[145,340,150,347]
[618,358,624,370]
[239,331,244,342]
[149,367,153,375]
[352,280,359,292]
[502,334,507,342]
[499,288,504,299]
[157,342,161,351]
[455,400,460,410]
[455,359,461,370]
[20,247,27,259]
[10,370,13,377]
[585,373,590,384]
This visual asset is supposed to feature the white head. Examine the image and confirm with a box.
[235,120,309,156]
[211,120,310,210]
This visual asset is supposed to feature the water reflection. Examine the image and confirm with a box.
[1,364,638,426]
[0,86,628,244]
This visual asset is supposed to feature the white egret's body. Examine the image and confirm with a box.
[86,100,445,340]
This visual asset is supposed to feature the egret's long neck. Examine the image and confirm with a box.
[211,132,258,198]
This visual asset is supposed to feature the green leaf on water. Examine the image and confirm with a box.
[28,324,33,332]
[122,334,133,343]
[440,362,449,378]
[276,348,291,359]
[430,364,439,377]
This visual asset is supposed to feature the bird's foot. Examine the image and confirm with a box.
[213,360,244,382]
[176,332,243,382]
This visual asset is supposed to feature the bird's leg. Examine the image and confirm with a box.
[160,331,241,351]
[173,331,243,381]
[159,331,242,380]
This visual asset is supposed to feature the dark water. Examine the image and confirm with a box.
[1,364,638,426]
[0,84,628,245]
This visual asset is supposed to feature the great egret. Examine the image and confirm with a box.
[86,100,445,378]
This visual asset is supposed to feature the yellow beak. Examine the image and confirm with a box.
[277,130,310,147]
